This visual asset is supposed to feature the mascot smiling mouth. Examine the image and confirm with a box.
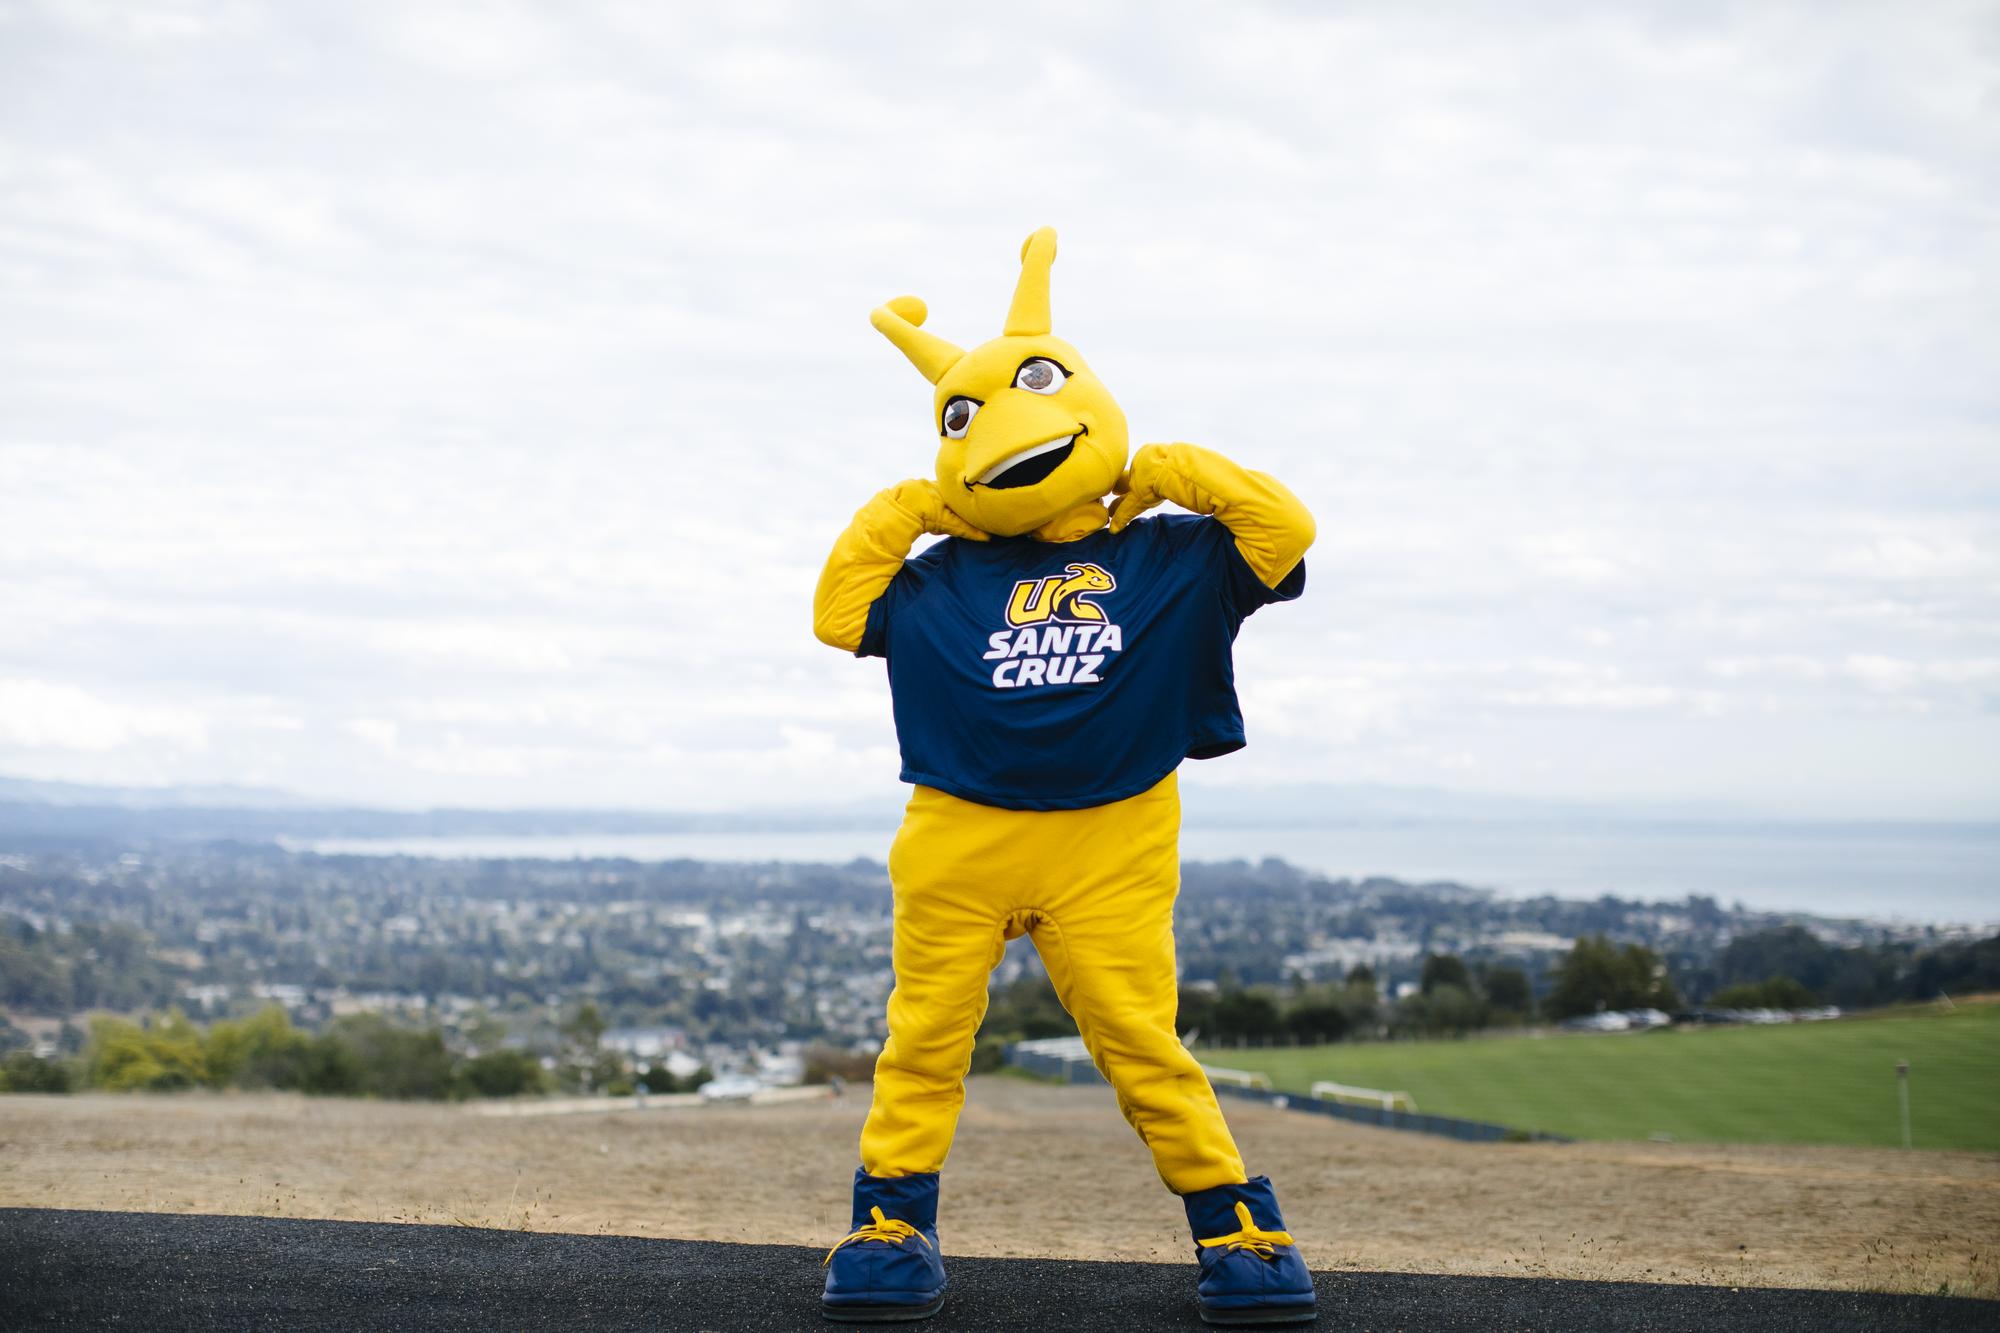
[972,426,1085,490]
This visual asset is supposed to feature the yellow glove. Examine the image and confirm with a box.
[813,479,988,652]
[1109,443,1314,590]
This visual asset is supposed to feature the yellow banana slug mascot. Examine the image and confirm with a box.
[814,228,1317,1326]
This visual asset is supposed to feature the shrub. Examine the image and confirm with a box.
[327,1014,454,1100]
[804,1043,878,1085]
[1394,983,1488,1038]
[457,1049,547,1098]
[968,1036,1007,1076]
[203,1006,311,1090]
[0,1051,75,1092]
[87,1013,206,1090]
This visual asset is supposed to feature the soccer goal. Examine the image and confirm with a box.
[1311,1080,1417,1113]
[1201,1065,1274,1091]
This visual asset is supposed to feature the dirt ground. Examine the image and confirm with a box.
[2,1077,1994,1298]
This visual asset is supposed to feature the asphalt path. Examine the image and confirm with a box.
[1,1208,1991,1331]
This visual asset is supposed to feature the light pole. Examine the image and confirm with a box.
[1896,1059,1911,1150]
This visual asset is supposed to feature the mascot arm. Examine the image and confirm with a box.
[1109,443,1315,589]
[813,479,988,652]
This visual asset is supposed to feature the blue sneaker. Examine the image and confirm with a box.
[1183,1176,1317,1325]
[821,1168,946,1323]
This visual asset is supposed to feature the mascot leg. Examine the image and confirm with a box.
[1028,774,1317,1326]
[829,777,1313,1324]
[859,796,1018,1176]
[1024,774,1248,1192]
[827,793,1010,1321]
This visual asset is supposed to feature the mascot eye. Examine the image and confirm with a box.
[1014,358,1068,394]
[941,396,981,438]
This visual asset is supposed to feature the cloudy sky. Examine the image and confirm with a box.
[2,0,1996,818]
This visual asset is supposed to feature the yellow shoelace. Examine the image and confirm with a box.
[824,1206,932,1265]
[1197,1201,1295,1261]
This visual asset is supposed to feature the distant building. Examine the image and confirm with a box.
[755,1050,805,1086]
[643,1049,703,1080]
[602,1026,688,1060]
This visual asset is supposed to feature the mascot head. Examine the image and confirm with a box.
[870,227,1130,538]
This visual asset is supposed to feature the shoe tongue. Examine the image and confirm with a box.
[851,1169,939,1231]
[1183,1176,1280,1239]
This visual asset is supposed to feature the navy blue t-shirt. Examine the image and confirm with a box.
[858,513,1304,811]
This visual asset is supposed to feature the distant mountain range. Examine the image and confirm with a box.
[0,774,884,841]
[0,773,1988,846]
[0,775,324,811]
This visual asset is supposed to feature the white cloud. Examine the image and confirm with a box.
[1843,655,2000,693]
[0,678,208,752]
[0,0,1995,816]
[341,717,399,752]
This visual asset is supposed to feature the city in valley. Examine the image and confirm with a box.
[4,836,1991,1100]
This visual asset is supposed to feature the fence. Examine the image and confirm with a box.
[1211,1082,1572,1143]
[1003,1039,1571,1144]
[1310,1079,1416,1112]
[1007,1036,1108,1085]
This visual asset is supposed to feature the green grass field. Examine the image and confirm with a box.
[1199,1001,2000,1149]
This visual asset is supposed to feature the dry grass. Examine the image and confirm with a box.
[2,1077,1994,1298]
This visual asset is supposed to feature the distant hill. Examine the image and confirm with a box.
[0,774,896,842]
[1174,782,1752,829]
[0,773,1985,846]
[0,775,322,810]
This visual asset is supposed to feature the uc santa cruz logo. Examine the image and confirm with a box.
[982,562,1124,690]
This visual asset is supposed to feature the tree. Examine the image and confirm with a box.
[1545,936,1679,1019]
[1546,936,1619,1019]
[561,1002,607,1055]
[1420,953,1470,995]
[1342,965,1380,1026]
[1175,986,1217,1041]
[557,1001,618,1092]
[1392,983,1488,1037]
[1622,943,1682,1012]
[977,974,1077,1042]
[1211,991,1284,1046]
[1482,965,1533,1019]
[1716,927,1832,993]
[1282,989,1350,1045]
[1907,933,2000,1001]
[1716,927,1898,1009]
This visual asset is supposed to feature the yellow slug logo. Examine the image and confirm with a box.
[1005,563,1116,627]
[985,562,1123,690]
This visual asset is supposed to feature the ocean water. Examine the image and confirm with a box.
[291,820,1999,925]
